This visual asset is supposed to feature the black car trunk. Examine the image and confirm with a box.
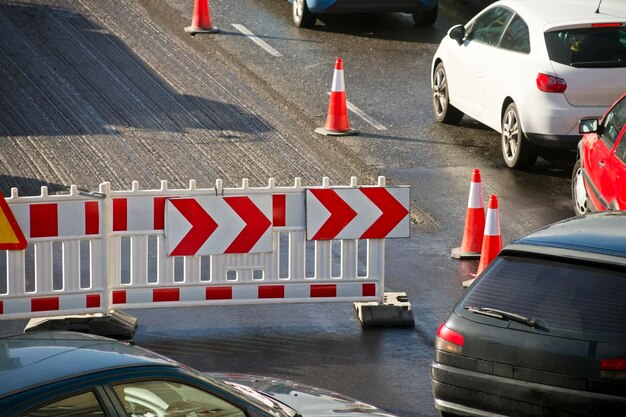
[444,313,601,390]
[442,253,626,394]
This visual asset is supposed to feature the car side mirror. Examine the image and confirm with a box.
[449,25,465,44]
[579,118,599,134]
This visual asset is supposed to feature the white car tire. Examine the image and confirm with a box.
[501,102,537,169]
[432,62,463,124]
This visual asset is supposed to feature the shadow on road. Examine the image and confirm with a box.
[0,2,270,137]
[312,13,446,43]
[0,175,66,197]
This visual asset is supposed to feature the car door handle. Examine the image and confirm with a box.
[599,160,605,168]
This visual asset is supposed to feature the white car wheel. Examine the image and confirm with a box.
[432,62,463,124]
[501,102,537,169]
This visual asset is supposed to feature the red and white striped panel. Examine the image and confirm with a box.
[112,196,171,232]
[271,193,305,229]
[10,201,100,239]
[113,193,305,233]
[0,293,104,319]
[109,281,378,308]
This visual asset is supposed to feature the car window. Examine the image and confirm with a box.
[600,97,626,149]
[615,133,626,163]
[113,380,246,417]
[466,7,514,46]
[458,255,626,336]
[544,27,626,67]
[22,391,105,417]
[499,14,530,53]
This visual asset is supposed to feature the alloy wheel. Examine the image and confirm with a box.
[433,67,448,118]
[502,108,520,163]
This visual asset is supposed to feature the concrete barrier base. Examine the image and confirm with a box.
[354,292,415,328]
[24,310,138,341]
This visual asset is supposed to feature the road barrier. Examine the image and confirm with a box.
[0,177,413,333]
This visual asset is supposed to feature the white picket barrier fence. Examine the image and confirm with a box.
[0,185,107,320]
[1,177,388,321]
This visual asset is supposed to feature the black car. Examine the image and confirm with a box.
[432,212,626,416]
[0,331,398,417]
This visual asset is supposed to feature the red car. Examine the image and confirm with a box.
[572,93,626,215]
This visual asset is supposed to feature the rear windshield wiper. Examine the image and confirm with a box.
[464,305,539,328]
[570,59,624,68]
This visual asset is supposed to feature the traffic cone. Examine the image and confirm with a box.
[315,58,357,136]
[451,169,485,259]
[476,195,502,276]
[185,0,219,35]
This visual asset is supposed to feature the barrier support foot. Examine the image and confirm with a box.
[24,310,138,342]
[354,292,414,328]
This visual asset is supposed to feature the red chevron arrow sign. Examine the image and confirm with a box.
[306,187,410,240]
[165,195,272,256]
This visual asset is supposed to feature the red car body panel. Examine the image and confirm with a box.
[580,94,626,211]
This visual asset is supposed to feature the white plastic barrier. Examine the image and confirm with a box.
[1,177,391,320]
[0,185,106,319]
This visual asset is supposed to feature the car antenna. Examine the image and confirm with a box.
[595,0,602,13]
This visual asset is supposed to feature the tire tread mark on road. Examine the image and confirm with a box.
[1,0,371,191]
[104,0,319,185]
[74,0,288,185]
[81,0,364,186]
[0,2,157,190]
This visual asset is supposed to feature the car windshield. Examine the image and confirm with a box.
[545,26,626,67]
[457,255,626,337]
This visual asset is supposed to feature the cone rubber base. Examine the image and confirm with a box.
[462,278,476,288]
[450,246,481,259]
[315,127,358,136]
[185,26,220,35]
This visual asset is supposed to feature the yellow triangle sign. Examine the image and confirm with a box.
[0,192,27,250]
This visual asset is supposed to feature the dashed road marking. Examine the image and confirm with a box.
[232,24,282,57]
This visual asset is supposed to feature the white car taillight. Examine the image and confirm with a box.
[536,73,567,93]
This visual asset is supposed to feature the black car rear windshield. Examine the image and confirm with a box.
[459,255,626,336]
[545,26,626,67]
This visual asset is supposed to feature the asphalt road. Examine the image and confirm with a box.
[0,1,574,417]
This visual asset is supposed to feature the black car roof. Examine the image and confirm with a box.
[0,331,176,397]
[509,212,626,259]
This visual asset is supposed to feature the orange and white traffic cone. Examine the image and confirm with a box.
[185,0,219,35]
[451,169,485,259]
[476,194,502,276]
[315,58,357,136]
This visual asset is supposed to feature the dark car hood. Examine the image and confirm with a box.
[207,373,397,417]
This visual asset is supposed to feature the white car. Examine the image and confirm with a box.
[431,0,626,169]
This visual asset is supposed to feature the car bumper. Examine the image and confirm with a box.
[306,0,436,14]
[431,362,626,417]
[520,94,607,143]
[525,132,580,148]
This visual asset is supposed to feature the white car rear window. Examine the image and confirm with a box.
[545,27,626,68]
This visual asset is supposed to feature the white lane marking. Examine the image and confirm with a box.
[327,92,387,131]
[232,24,282,57]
